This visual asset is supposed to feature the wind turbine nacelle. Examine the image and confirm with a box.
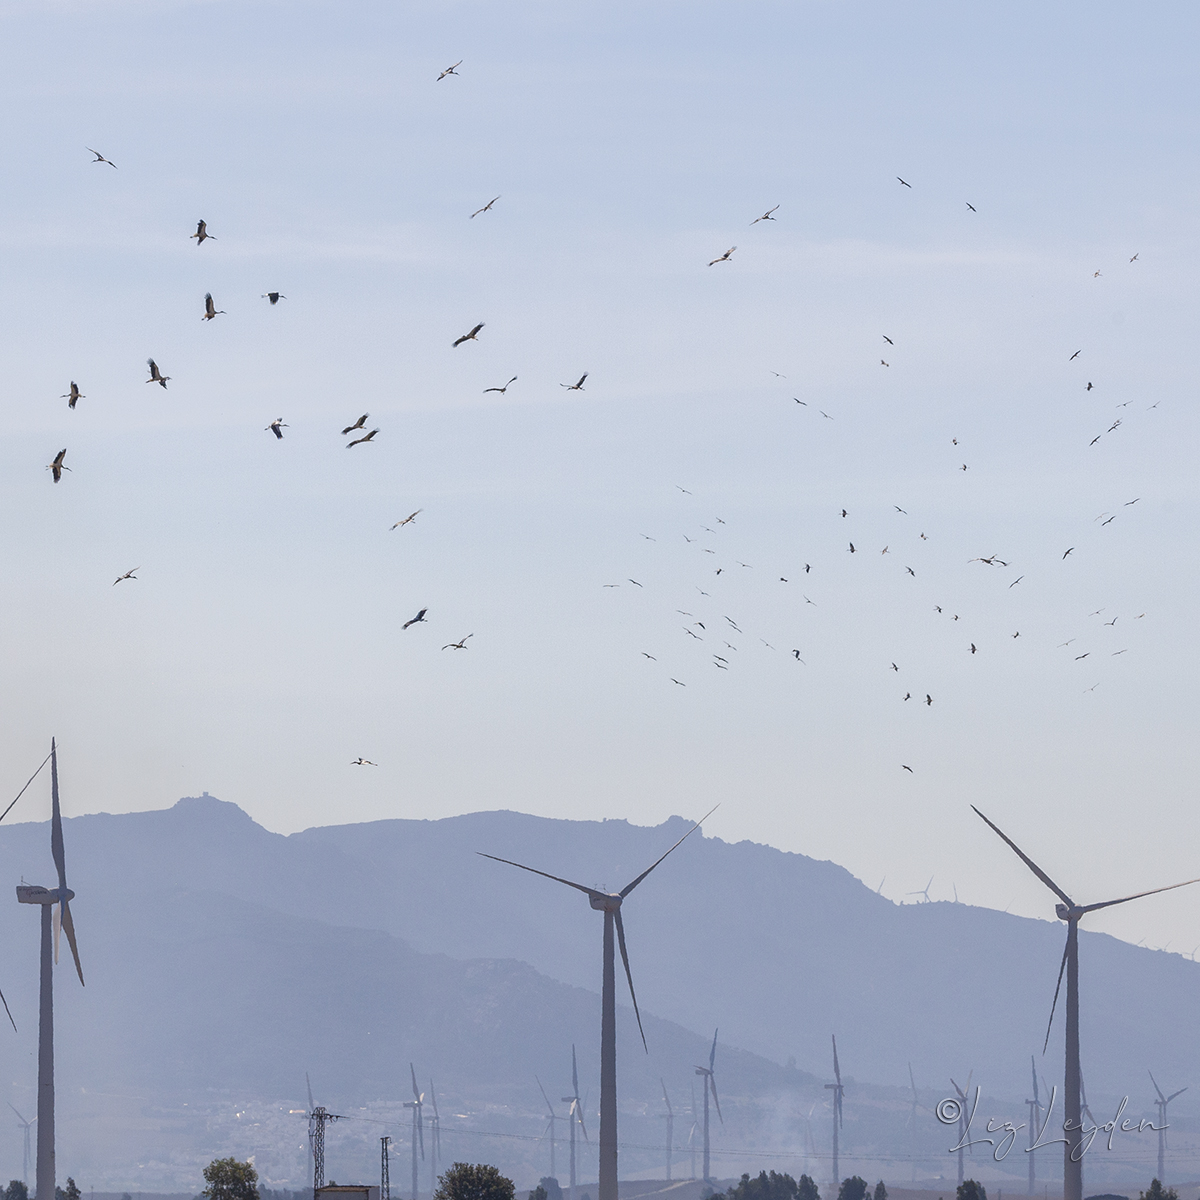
[1055,903,1071,920]
[16,885,71,906]
[590,893,622,912]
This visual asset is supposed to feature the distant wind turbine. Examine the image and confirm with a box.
[404,1064,424,1200]
[9,1106,35,1184]
[1149,1071,1187,1183]
[905,1065,922,1184]
[480,808,717,1200]
[560,1044,589,1200]
[16,740,85,1200]
[537,1076,562,1180]
[907,877,933,903]
[688,1083,698,1180]
[972,805,1200,1200]
[658,1080,674,1182]
[428,1080,441,1195]
[694,1029,722,1182]
[825,1036,844,1194]
[949,1073,972,1186]
[1025,1056,1043,1195]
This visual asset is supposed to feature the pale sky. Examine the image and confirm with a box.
[2,2,1200,955]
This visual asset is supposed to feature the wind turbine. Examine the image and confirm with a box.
[905,1065,922,1185]
[694,1029,722,1183]
[9,1106,35,1184]
[560,1045,589,1200]
[907,878,933,904]
[688,1084,698,1180]
[537,1077,562,1179]
[16,739,85,1200]
[658,1080,674,1182]
[1149,1071,1186,1183]
[480,806,716,1200]
[1025,1057,1043,1196]
[825,1036,844,1194]
[972,805,1200,1200]
[949,1073,972,1187]
[404,1064,424,1200]
[428,1081,441,1196]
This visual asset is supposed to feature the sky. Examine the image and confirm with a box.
[1,1,1200,955]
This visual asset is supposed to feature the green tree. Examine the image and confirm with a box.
[203,1158,260,1200]
[956,1182,987,1200]
[726,1172,801,1200]
[873,1183,886,1200]
[434,1164,515,1200]
[528,1188,547,1200]
[798,1177,819,1200]
[54,1180,81,1200]
[838,1179,868,1200]
[538,1180,562,1200]
[1140,1184,1178,1200]
[7,1181,29,1200]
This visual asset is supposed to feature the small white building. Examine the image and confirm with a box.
[317,1185,381,1200]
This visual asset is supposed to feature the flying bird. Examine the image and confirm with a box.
[751,205,779,224]
[347,429,379,447]
[848,542,856,553]
[342,413,369,435]
[391,510,422,529]
[1009,576,1024,587]
[970,644,977,654]
[437,60,462,80]
[1130,253,1139,262]
[262,292,286,304]
[470,196,500,218]
[1086,382,1093,391]
[62,382,84,409]
[925,694,933,706]
[561,374,589,391]
[642,653,656,660]
[708,246,736,266]
[484,376,517,394]
[190,220,215,244]
[906,566,915,577]
[1063,547,1075,559]
[965,202,976,212]
[112,568,139,585]
[265,418,287,439]
[402,609,428,629]
[671,678,685,686]
[902,765,914,773]
[883,336,894,345]
[881,359,889,367]
[351,758,377,766]
[897,177,912,187]
[453,323,484,347]
[145,359,170,388]
[86,147,117,168]
[1070,350,1082,361]
[202,293,225,320]
[442,635,473,650]
[47,449,69,483]
[628,579,643,587]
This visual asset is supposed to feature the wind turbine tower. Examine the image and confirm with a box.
[1025,1058,1042,1196]
[694,1029,722,1183]
[15,740,85,1200]
[561,1045,589,1200]
[405,1064,425,1200]
[949,1074,972,1188]
[659,1080,674,1182]
[1149,1072,1187,1183]
[688,1084,698,1180]
[9,1106,35,1185]
[905,1066,920,1185]
[537,1078,561,1179]
[480,807,716,1200]
[429,1081,441,1195]
[972,805,1200,1200]
[825,1036,844,1194]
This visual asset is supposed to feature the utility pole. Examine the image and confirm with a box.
[311,1107,342,1200]
[381,1137,391,1200]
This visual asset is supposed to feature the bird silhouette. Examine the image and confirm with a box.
[342,414,369,435]
[86,147,117,168]
[145,359,170,388]
[265,419,287,439]
[470,196,500,218]
[442,635,473,650]
[262,292,287,305]
[391,510,422,529]
[62,382,84,409]
[453,323,484,347]
[47,449,69,483]
[751,206,779,224]
[561,374,588,391]
[708,246,736,266]
[347,429,378,448]
[484,376,517,394]
[202,293,225,321]
[437,60,462,80]
[897,177,912,188]
[351,758,378,766]
[190,220,215,245]
[966,202,976,212]
[112,568,139,585]
[402,609,428,629]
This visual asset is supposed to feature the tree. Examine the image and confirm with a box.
[434,1164,515,1200]
[726,1173,801,1200]
[956,1182,986,1200]
[539,1180,562,1200]
[55,1180,81,1200]
[528,1188,547,1200]
[798,1178,819,1200]
[838,1179,868,1200]
[7,1182,28,1200]
[203,1158,260,1200]
[873,1184,886,1200]
[1140,1184,1178,1200]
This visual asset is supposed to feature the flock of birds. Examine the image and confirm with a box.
[52,64,1157,782]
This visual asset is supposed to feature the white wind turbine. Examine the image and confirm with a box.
[428,1080,441,1195]
[658,1080,674,1182]
[560,1045,589,1200]
[480,807,716,1200]
[16,740,85,1200]
[536,1076,563,1180]
[404,1064,424,1200]
[1149,1071,1186,1183]
[694,1029,722,1183]
[825,1036,844,1195]
[9,1106,35,1184]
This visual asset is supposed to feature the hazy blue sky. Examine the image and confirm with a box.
[2,2,1200,952]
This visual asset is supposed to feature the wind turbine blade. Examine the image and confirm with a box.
[537,1076,555,1117]
[0,986,15,1033]
[1043,933,1070,1053]
[476,853,601,899]
[418,1111,424,1158]
[661,1078,672,1115]
[619,805,718,897]
[832,1035,842,1086]
[709,1073,723,1124]
[1149,1071,1166,1103]
[53,903,61,963]
[8,1105,27,1124]
[1169,1088,1187,1102]
[971,806,1073,907]
[430,1080,439,1120]
[908,1062,916,1098]
[50,742,68,897]
[0,750,53,827]
[613,907,647,1051]
[60,898,84,986]
[1031,1056,1039,1103]
[577,1107,589,1144]
[1079,878,1200,915]
[411,1062,420,1102]
[307,1072,315,1110]
[710,1028,718,1072]
[572,1043,579,1097]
